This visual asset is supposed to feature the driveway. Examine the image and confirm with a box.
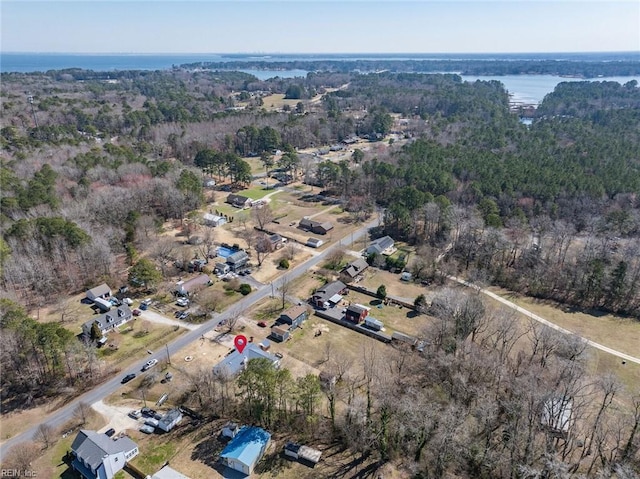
[139,309,199,331]
[92,400,140,434]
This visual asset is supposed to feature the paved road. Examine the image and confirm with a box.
[451,276,640,366]
[0,216,379,460]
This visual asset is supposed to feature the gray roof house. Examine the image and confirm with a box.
[311,281,347,308]
[82,305,133,337]
[365,236,395,256]
[203,213,226,227]
[226,250,249,271]
[226,194,252,209]
[86,283,112,301]
[70,429,139,479]
[341,258,369,279]
[175,274,211,296]
[213,343,280,377]
[157,408,183,433]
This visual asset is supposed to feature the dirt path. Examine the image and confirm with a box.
[451,276,640,365]
[139,309,199,331]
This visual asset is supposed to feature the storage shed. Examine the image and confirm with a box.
[219,426,271,475]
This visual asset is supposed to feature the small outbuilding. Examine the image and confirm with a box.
[306,237,324,248]
[364,317,384,331]
[86,283,112,301]
[203,213,226,227]
[157,408,183,433]
[345,304,369,324]
[221,422,240,439]
[219,426,271,475]
[284,442,322,466]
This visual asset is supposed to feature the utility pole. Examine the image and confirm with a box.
[165,343,171,365]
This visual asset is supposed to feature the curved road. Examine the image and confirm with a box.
[451,276,640,365]
[0,217,379,460]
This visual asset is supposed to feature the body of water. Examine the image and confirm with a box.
[460,74,640,104]
[2,52,638,104]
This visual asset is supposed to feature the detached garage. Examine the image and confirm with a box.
[219,426,271,475]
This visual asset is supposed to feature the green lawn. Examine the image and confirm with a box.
[240,186,273,200]
[97,323,184,364]
[130,440,177,476]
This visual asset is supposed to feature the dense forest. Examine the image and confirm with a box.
[181,57,640,78]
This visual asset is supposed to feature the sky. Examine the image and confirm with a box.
[1,1,639,54]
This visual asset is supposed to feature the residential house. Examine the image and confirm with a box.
[157,408,183,433]
[226,194,252,209]
[70,429,139,479]
[311,281,346,309]
[86,283,112,301]
[365,236,395,256]
[341,258,369,280]
[299,218,334,235]
[267,233,285,249]
[279,305,308,328]
[213,343,281,377]
[345,304,369,324]
[226,250,249,272]
[219,426,271,475]
[82,305,133,337]
[175,274,211,296]
[151,465,191,479]
[270,324,291,342]
[214,262,230,275]
[203,213,226,227]
[306,238,324,248]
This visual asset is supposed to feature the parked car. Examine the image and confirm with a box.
[142,359,158,371]
[121,373,136,384]
[132,309,141,316]
[275,352,284,359]
[176,297,189,307]
[257,321,267,328]
[139,425,155,434]
[178,311,190,320]
[139,303,148,310]
[141,407,157,417]
[128,410,141,419]
[104,428,115,437]
[122,298,134,305]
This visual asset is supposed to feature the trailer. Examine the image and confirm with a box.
[284,442,322,466]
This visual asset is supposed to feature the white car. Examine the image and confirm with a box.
[176,297,189,307]
[142,359,158,371]
[122,298,134,305]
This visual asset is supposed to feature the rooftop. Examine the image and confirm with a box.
[220,426,271,466]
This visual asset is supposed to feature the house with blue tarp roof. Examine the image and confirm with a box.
[219,426,271,475]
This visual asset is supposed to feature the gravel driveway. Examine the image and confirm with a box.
[92,400,140,434]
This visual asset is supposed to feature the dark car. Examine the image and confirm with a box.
[257,321,267,328]
[121,373,136,384]
[105,428,116,437]
[141,407,157,417]
[132,308,142,316]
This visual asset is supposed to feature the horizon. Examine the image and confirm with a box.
[3,50,639,56]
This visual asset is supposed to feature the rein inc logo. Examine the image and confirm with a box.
[1,470,37,477]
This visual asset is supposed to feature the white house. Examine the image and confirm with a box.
[86,283,112,301]
[175,274,211,296]
[157,408,183,432]
[365,236,395,256]
[82,305,133,337]
[70,429,139,479]
[203,213,226,227]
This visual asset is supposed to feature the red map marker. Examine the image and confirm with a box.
[234,335,248,354]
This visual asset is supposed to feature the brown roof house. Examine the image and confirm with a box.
[299,218,334,235]
[270,305,309,342]
[341,258,369,280]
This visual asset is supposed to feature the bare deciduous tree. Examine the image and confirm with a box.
[34,423,56,449]
[73,401,92,425]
